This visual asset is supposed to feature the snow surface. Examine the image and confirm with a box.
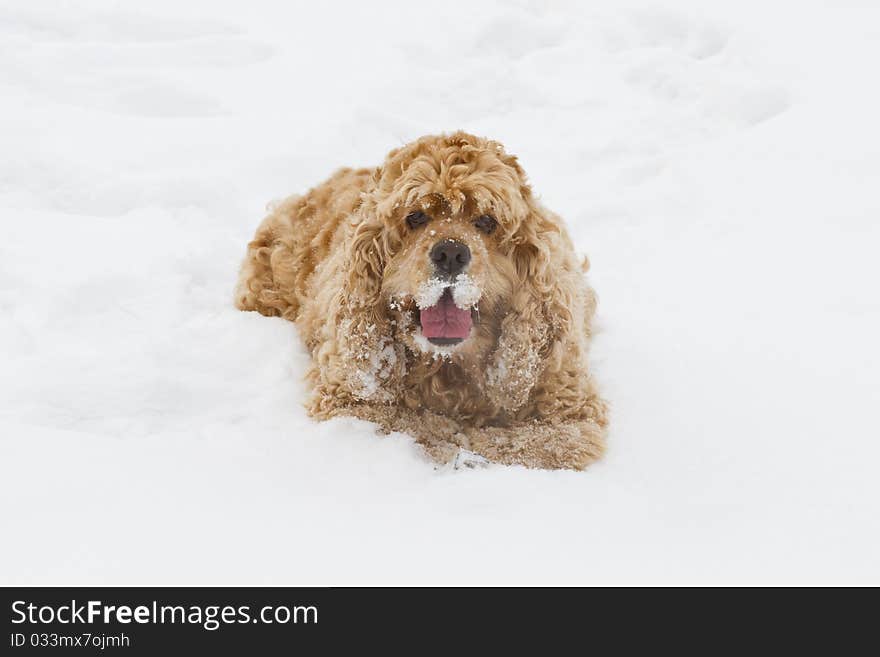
[2,0,879,585]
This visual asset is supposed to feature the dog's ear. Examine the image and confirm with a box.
[485,204,581,413]
[320,213,405,405]
[343,218,386,305]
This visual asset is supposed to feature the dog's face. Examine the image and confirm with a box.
[362,133,536,367]
[381,199,516,363]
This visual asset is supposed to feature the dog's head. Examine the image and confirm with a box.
[344,133,579,408]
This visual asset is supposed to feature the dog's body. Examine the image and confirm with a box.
[236,133,607,469]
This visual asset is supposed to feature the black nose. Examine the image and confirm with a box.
[430,239,471,276]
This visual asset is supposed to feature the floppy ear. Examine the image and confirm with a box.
[484,204,579,414]
[317,214,405,406]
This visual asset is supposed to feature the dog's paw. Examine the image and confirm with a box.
[418,428,491,470]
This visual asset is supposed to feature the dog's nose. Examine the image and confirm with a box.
[430,239,471,276]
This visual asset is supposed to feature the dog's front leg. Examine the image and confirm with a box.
[462,416,606,471]
[309,399,470,466]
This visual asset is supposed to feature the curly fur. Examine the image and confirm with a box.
[236,132,608,470]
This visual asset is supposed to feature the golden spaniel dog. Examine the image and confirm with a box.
[235,132,608,469]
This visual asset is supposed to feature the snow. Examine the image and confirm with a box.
[414,274,481,310]
[414,278,449,310]
[1,0,879,584]
[450,274,482,310]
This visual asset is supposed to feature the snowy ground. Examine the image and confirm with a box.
[2,0,878,585]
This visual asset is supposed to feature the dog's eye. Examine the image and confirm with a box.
[405,211,430,229]
[474,214,498,234]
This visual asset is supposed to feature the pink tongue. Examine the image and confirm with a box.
[420,291,472,339]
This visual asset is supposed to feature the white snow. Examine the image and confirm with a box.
[414,278,449,309]
[450,274,481,309]
[2,0,879,585]
[414,274,481,310]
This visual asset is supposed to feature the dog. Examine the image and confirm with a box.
[235,132,608,469]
